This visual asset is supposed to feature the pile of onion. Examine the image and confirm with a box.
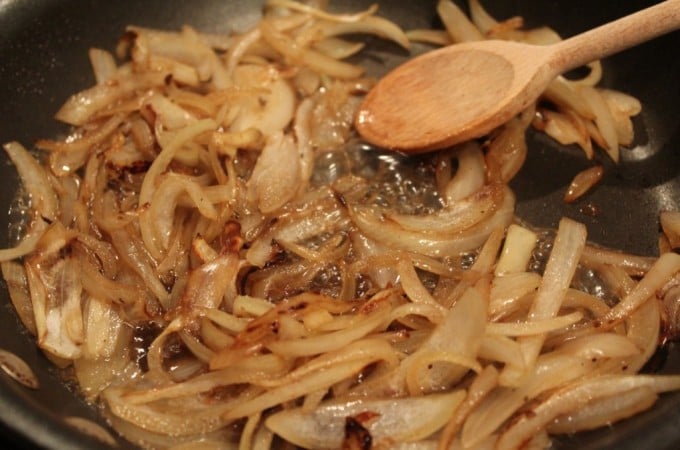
[1,1,679,449]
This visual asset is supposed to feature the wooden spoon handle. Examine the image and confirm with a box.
[550,0,680,74]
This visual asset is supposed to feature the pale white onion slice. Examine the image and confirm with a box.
[500,217,586,386]
[548,386,657,434]
[405,29,451,46]
[601,89,640,146]
[543,76,595,120]
[556,333,640,360]
[139,118,217,208]
[223,357,377,421]
[144,173,219,252]
[437,0,485,42]
[88,48,118,84]
[496,375,680,450]
[600,89,642,116]
[350,187,514,258]
[495,224,537,275]
[0,348,39,389]
[179,253,239,311]
[1,262,37,334]
[229,64,295,136]
[299,16,410,50]
[55,72,167,125]
[443,142,487,204]
[39,113,126,175]
[145,94,197,130]
[0,218,48,267]
[397,258,447,312]
[486,311,583,337]
[580,245,654,277]
[266,0,378,23]
[82,296,123,360]
[313,37,365,59]
[105,384,242,437]
[388,184,502,237]
[265,390,465,449]
[402,285,487,394]
[579,85,620,162]
[4,141,59,222]
[598,252,680,329]
[489,271,541,319]
[260,21,364,79]
[247,131,302,214]
[539,109,593,158]
[265,299,390,358]
[63,416,118,447]
[468,0,499,34]
[25,257,84,360]
[462,353,598,447]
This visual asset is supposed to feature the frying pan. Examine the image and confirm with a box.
[0,0,679,448]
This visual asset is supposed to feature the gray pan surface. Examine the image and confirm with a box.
[0,0,679,448]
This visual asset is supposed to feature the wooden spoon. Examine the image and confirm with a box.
[355,0,680,153]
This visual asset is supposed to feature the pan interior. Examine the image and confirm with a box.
[0,1,678,449]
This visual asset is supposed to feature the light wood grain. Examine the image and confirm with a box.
[356,0,680,153]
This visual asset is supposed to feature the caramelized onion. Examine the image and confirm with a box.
[1,2,675,450]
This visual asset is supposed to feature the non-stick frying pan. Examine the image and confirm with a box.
[0,0,679,448]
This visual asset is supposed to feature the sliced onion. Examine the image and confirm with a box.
[462,353,597,447]
[55,72,166,125]
[223,357,376,421]
[247,131,301,213]
[600,89,641,146]
[88,48,118,84]
[468,0,499,34]
[564,165,603,203]
[264,298,390,358]
[548,386,657,434]
[0,218,48,263]
[266,0,379,23]
[402,285,487,394]
[487,311,583,337]
[437,0,485,42]
[405,29,451,46]
[556,332,639,360]
[598,252,680,329]
[0,349,40,389]
[661,210,680,250]
[1,261,37,334]
[397,258,447,312]
[298,15,410,50]
[489,271,541,319]
[313,38,365,60]
[4,141,59,222]
[500,217,586,385]
[63,416,118,447]
[441,142,486,204]
[496,374,680,450]
[229,64,295,136]
[538,109,593,159]
[389,185,501,235]
[350,187,514,258]
[495,224,537,275]
[485,107,532,183]
[578,86,620,162]
[260,20,364,79]
[265,390,465,449]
